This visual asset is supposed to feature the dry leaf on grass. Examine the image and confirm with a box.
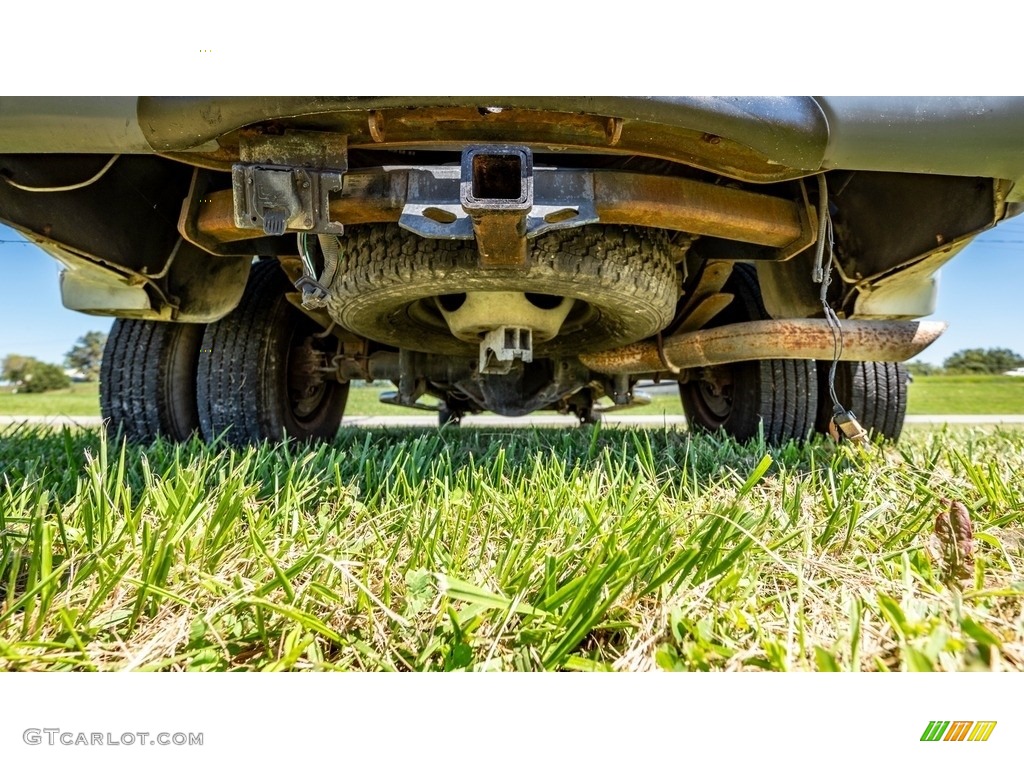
[930,498,975,582]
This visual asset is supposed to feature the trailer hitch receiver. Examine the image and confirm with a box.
[460,145,533,267]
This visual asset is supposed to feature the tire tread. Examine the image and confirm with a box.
[99,318,203,442]
[679,264,817,445]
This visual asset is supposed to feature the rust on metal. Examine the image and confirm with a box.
[193,168,806,254]
[195,189,258,242]
[368,111,386,143]
[178,169,256,255]
[606,117,624,146]
[162,105,814,184]
[461,147,533,268]
[195,170,408,243]
[593,172,803,248]
[668,259,734,334]
[678,292,734,332]
[689,260,734,302]
[239,131,348,170]
[470,214,529,267]
[580,319,948,375]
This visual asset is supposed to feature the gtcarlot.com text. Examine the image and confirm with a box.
[23,729,203,747]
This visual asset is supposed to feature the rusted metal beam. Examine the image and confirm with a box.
[593,172,802,247]
[191,168,805,252]
[580,319,947,375]
[194,189,259,243]
[677,293,734,333]
[193,169,407,245]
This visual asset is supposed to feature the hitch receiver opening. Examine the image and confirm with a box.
[461,146,534,267]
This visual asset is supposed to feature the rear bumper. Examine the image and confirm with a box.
[3,95,1024,185]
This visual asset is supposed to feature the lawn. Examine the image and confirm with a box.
[626,375,1024,417]
[905,375,1024,415]
[0,382,102,417]
[2,375,1021,418]
[0,382,406,419]
[1,423,1022,671]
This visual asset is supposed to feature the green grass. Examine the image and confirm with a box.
[0,382,427,419]
[625,376,1024,417]
[1,423,1022,671]
[3,375,1022,419]
[905,375,1024,415]
[0,382,102,417]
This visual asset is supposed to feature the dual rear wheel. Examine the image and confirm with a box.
[102,261,908,447]
[101,261,349,446]
[678,265,908,445]
[100,319,204,443]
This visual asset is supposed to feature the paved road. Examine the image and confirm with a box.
[3,414,1024,429]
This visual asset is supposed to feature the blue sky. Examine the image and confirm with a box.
[1,220,1024,367]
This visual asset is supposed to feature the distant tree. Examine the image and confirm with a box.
[64,331,108,381]
[943,348,988,374]
[2,353,34,384]
[19,361,71,393]
[906,361,941,377]
[984,347,1024,373]
[943,347,1024,375]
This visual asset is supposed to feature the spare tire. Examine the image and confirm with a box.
[326,223,681,356]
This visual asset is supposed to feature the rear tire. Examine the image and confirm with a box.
[197,261,349,446]
[678,264,817,445]
[100,319,204,442]
[815,361,909,441]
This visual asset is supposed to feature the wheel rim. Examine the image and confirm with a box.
[197,261,350,445]
[286,328,334,426]
[686,367,736,428]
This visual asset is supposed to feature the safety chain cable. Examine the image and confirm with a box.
[295,232,342,309]
[813,174,867,445]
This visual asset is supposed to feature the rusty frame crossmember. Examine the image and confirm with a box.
[188,166,811,258]
[580,319,948,375]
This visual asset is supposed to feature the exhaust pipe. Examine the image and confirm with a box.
[580,319,947,375]
[460,145,533,267]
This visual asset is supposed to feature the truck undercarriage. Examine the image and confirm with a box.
[2,96,1022,444]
